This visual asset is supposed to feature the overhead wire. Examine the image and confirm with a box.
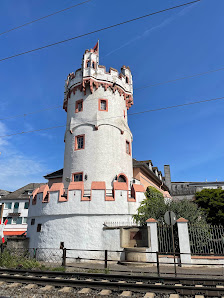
[2,63,224,121]
[0,0,92,37]
[0,0,200,63]
[0,94,223,138]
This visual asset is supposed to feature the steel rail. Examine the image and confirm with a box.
[0,273,223,296]
[0,269,223,296]
[0,268,223,286]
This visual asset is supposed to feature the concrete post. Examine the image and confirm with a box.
[176,218,191,265]
[146,218,158,264]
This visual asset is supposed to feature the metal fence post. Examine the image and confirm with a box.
[156,251,160,276]
[62,248,67,267]
[104,250,108,269]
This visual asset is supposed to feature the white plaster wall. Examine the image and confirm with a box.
[63,86,133,190]
[27,190,146,259]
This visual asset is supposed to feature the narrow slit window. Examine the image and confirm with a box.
[126,140,131,155]
[37,224,42,232]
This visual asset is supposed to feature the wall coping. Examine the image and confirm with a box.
[146,218,157,223]
[176,217,188,223]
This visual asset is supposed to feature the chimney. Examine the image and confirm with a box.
[164,165,171,190]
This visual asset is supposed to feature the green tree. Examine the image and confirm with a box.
[195,188,224,225]
[133,186,207,226]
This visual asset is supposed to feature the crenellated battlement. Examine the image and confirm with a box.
[63,43,133,112]
[30,182,144,209]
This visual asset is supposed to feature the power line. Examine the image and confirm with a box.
[0,0,200,63]
[1,63,224,121]
[0,94,223,138]
[0,0,92,37]
[135,66,224,90]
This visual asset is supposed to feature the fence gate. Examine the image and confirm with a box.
[157,223,180,254]
[188,224,224,255]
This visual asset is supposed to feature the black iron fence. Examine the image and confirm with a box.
[189,224,224,255]
[0,246,223,277]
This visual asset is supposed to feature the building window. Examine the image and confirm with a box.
[24,202,29,209]
[31,218,35,225]
[75,99,83,113]
[126,140,131,155]
[37,224,42,232]
[4,203,12,209]
[12,217,17,224]
[126,76,129,84]
[16,217,22,224]
[86,60,90,68]
[92,61,95,69]
[23,217,27,224]
[73,172,83,182]
[99,99,108,111]
[75,135,85,150]
[7,217,12,224]
[3,217,7,223]
[14,202,19,211]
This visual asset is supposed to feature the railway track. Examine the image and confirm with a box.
[0,268,223,297]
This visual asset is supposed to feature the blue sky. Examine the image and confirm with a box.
[0,0,224,191]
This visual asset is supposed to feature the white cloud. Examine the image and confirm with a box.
[0,121,46,191]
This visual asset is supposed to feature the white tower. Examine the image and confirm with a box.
[27,43,145,258]
[63,42,134,192]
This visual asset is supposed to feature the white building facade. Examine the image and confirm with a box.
[27,43,146,258]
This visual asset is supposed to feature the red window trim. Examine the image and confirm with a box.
[126,140,131,155]
[75,99,83,113]
[98,99,108,112]
[75,134,85,150]
[72,172,83,182]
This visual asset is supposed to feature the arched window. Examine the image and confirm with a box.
[86,60,90,68]
[118,175,127,183]
[92,61,95,69]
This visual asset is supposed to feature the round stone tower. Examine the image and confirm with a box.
[62,41,134,192]
[27,42,145,258]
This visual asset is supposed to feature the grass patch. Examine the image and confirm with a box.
[0,250,65,272]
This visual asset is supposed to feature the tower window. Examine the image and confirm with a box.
[75,135,85,150]
[73,172,83,182]
[31,218,35,225]
[92,61,95,69]
[75,99,83,113]
[126,76,129,84]
[99,99,108,111]
[86,60,90,68]
[126,140,131,155]
[118,175,127,183]
[37,224,42,232]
